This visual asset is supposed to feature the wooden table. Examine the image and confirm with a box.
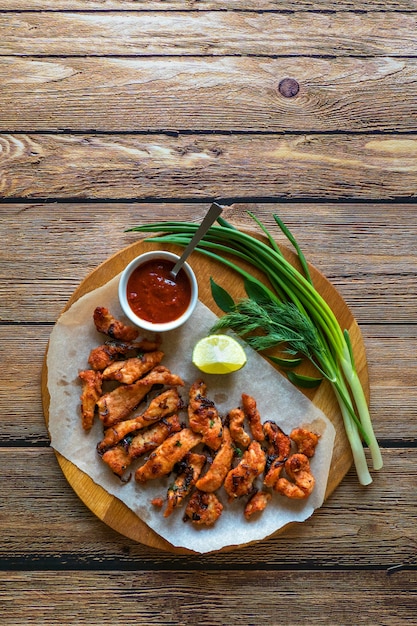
[1,2,416,624]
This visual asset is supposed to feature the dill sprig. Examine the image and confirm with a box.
[211,298,323,360]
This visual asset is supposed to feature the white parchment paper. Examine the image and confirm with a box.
[47,274,335,553]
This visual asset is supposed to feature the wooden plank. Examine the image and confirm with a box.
[2,134,417,200]
[1,57,417,133]
[0,570,416,625]
[2,11,417,57]
[1,448,416,567]
[1,0,416,10]
[1,570,415,625]
[1,203,416,323]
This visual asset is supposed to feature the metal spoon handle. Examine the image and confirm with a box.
[170,202,224,277]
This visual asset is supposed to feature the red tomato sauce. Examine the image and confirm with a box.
[126,259,192,324]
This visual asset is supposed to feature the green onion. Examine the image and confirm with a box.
[127,215,383,485]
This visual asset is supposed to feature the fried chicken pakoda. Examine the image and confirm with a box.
[134,365,184,388]
[97,388,182,451]
[184,490,223,526]
[244,490,272,520]
[290,427,320,458]
[195,426,234,493]
[79,369,103,430]
[101,351,164,384]
[224,440,266,500]
[88,341,135,371]
[78,303,322,534]
[100,414,182,476]
[93,306,139,341]
[135,428,202,483]
[275,453,315,499]
[241,393,265,443]
[227,407,251,450]
[164,452,206,518]
[188,380,223,451]
[97,381,153,428]
[87,337,157,371]
[263,420,291,488]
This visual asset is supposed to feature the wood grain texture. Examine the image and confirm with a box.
[2,448,416,567]
[2,134,417,200]
[2,11,417,56]
[1,57,417,133]
[1,0,416,621]
[1,570,416,626]
[40,232,367,552]
[2,203,416,324]
[2,0,417,9]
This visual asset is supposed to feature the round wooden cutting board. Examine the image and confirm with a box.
[42,234,369,554]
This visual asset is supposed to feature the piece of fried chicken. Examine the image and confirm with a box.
[97,388,182,451]
[184,490,223,526]
[227,407,251,450]
[79,369,103,430]
[290,427,320,458]
[244,490,272,520]
[135,365,184,388]
[100,414,182,477]
[88,339,160,371]
[274,453,315,499]
[96,381,153,428]
[88,341,134,371]
[101,351,164,384]
[164,452,206,518]
[241,393,265,443]
[93,306,139,341]
[135,428,202,483]
[195,426,234,493]
[263,420,291,488]
[224,440,266,500]
[188,380,223,451]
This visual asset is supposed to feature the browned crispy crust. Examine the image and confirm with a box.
[96,382,153,428]
[244,490,272,520]
[129,414,182,460]
[227,407,251,450]
[184,490,223,526]
[135,365,184,388]
[263,420,291,488]
[97,388,182,451]
[88,341,133,371]
[135,428,202,483]
[88,338,162,371]
[188,380,223,451]
[224,440,266,500]
[241,393,265,443]
[290,427,320,458]
[93,306,139,341]
[100,414,182,476]
[274,453,315,499]
[164,452,206,518]
[101,351,164,384]
[195,426,234,493]
[79,369,102,430]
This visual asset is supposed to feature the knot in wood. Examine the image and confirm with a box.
[278,78,300,98]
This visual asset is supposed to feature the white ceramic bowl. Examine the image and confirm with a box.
[118,250,198,333]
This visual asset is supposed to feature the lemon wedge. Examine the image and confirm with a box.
[192,334,247,374]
